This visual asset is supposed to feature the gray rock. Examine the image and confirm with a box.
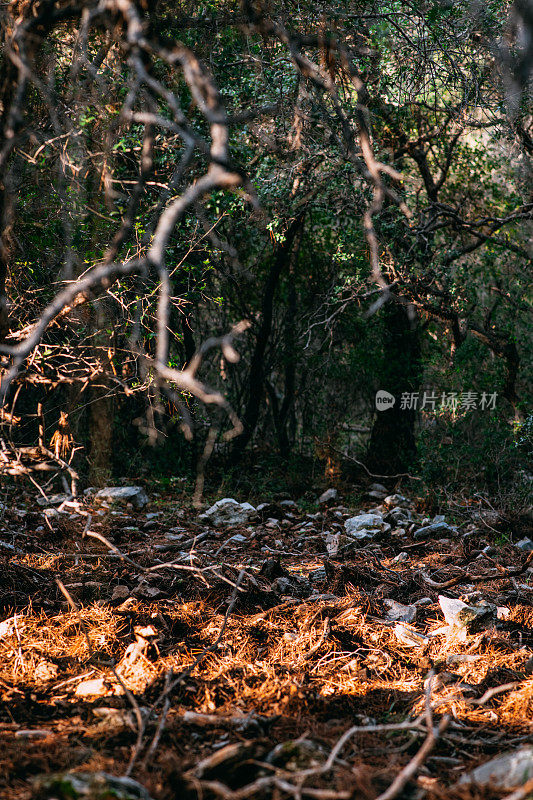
[36,493,72,507]
[344,513,385,535]
[326,531,341,557]
[198,498,256,527]
[438,595,496,632]
[413,521,453,539]
[95,486,149,510]
[394,624,429,647]
[228,533,247,544]
[43,508,63,519]
[392,552,409,563]
[386,507,411,524]
[384,599,417,623]
[459,747,533,790]
[368,490,387,500]
[369,483,388,494]
[516,537,533,552]
[34,770,154,799]
[318,488,338,506]
[279,499,298,510]
[384,494,411,508]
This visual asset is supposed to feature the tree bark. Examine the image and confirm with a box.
[366,301,422,475]
[231,213,304,463]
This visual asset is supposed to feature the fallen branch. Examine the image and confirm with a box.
[419,551,533,589]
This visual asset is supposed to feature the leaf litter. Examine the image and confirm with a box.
[0,487,532,800]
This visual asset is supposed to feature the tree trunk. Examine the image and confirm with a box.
[231,213,304,463]
[366,301,421,475]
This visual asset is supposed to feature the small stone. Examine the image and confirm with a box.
[516,538,533,552]
[344,513,384,535]
[392,552,409,563]
[0,616,21,638]
[459,748,533,790]
[228,533,247,543]
[386,507,411,524]
[75,678,112,698]
[368,490,387,500]
[279,499,298,510]
[272,577,292,595]
[111,585,130,601]
[198,498,256,527]
[438,595,496,632]
[384,599,417,623]
[34,661,59,682]
[384,494,411,508]
[394,624,429,647]
[318,488,338,506]
[413,522,453,539]
[95,486,149,510]
[369,483,388,494]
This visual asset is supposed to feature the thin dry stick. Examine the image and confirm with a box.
[190,714,428,800]
[420,550,533,589]
[303,617,330,662]
[375,671,450,800]
[471,682,521,706]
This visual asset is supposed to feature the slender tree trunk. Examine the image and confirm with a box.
[231,213,304,463]
[367,301,422,475]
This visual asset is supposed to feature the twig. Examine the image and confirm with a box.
[471,682,521,706]
[375,672,450,800]
[330,447,422,480]
[303,617,330,661]
[419,551,533,589]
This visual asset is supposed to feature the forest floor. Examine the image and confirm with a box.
[1,483,533,800]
